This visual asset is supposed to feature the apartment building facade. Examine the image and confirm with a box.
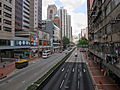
[58,7,67,39]
[47,4,57,20]
[0,0,15,61]
[0,0,15,40]
[88,0,120,85]
[30,0,42,31]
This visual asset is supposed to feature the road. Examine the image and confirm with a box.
[37,50,94,90]
[0,52,68,90]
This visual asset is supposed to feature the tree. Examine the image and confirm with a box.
[62,36,70,49]
[77,37,88,48]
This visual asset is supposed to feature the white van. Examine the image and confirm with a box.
[42,50,51,59]
[42,53,48,59]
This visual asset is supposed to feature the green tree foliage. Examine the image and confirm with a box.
[77,37,88,48]
[62,36,70,49]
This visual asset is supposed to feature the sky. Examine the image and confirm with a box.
[42,0,88,37]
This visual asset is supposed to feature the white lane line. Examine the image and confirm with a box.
[60,80,65,88]
[78,74,80,79]
[78,81,80,89]
[72,68,74,72]
[80,72,82,77]
[96,84,119,85]
[65,73,67,78]
[65,86,69,89]
[83,69,86,72]
[62,68,64,72]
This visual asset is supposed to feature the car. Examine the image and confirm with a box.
[42,54,48,59]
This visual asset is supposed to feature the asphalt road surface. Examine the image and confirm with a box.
[38,51,94,90]
[0,52,68,90]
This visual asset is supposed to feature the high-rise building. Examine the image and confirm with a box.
[67,15,71,39]
[88,0,120,85]
[42,20,61,51]
[58,7,67,39]
[0,0,15,40]
[22,0,30,30]
[47,4,57,20]
[15,0,30,36]
[53,15,61,28]
[70,26,73,42]
[0,0,15,61]
[80,27,88,40]
[30,0,42,31]
[15,0,23,32]
[58,7,72,41]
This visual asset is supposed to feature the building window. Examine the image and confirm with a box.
[9,0,12,4]
[0,18,1,23]
[3,4,12,12]
[0,39,10,46]
[50,10,53,14]
[0,10,2,15]
[3,19,11,25]
[3,12,12,18]
[23,25,29,29]
[24,2,30,7]
[0,2,2,7]
[23,20,29,24]
[3,26,12,32]
[23,11,30,15]
[0,25,1,30]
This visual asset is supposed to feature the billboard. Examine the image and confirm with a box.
[30,33,38,46]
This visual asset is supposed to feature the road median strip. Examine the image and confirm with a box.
[27,48,75,90]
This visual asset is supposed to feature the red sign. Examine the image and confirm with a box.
[43,40,47,46]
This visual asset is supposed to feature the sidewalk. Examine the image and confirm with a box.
[0,62,15,79]
[0,57,40,79]
[82,52,120,90]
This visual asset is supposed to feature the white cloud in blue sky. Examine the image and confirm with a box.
[43,0,87,36]
[54,0,63,7]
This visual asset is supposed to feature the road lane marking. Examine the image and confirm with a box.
[60,80,64,88]
[78,81,80,89]
[65,73,67,78]
[83,69,86,72]
[96,84,118,85]
[65,86,69,89]
[78,74,80,79]
[62,68,64,71]
[72,68,74,72]
[80,72,82,77]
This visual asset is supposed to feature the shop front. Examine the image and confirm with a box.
[0,49,14,62]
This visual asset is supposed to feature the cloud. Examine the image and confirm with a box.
[42,0,56,19]
[71,12,87,36]
[42,0,87,36]
[59,0,86,12]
